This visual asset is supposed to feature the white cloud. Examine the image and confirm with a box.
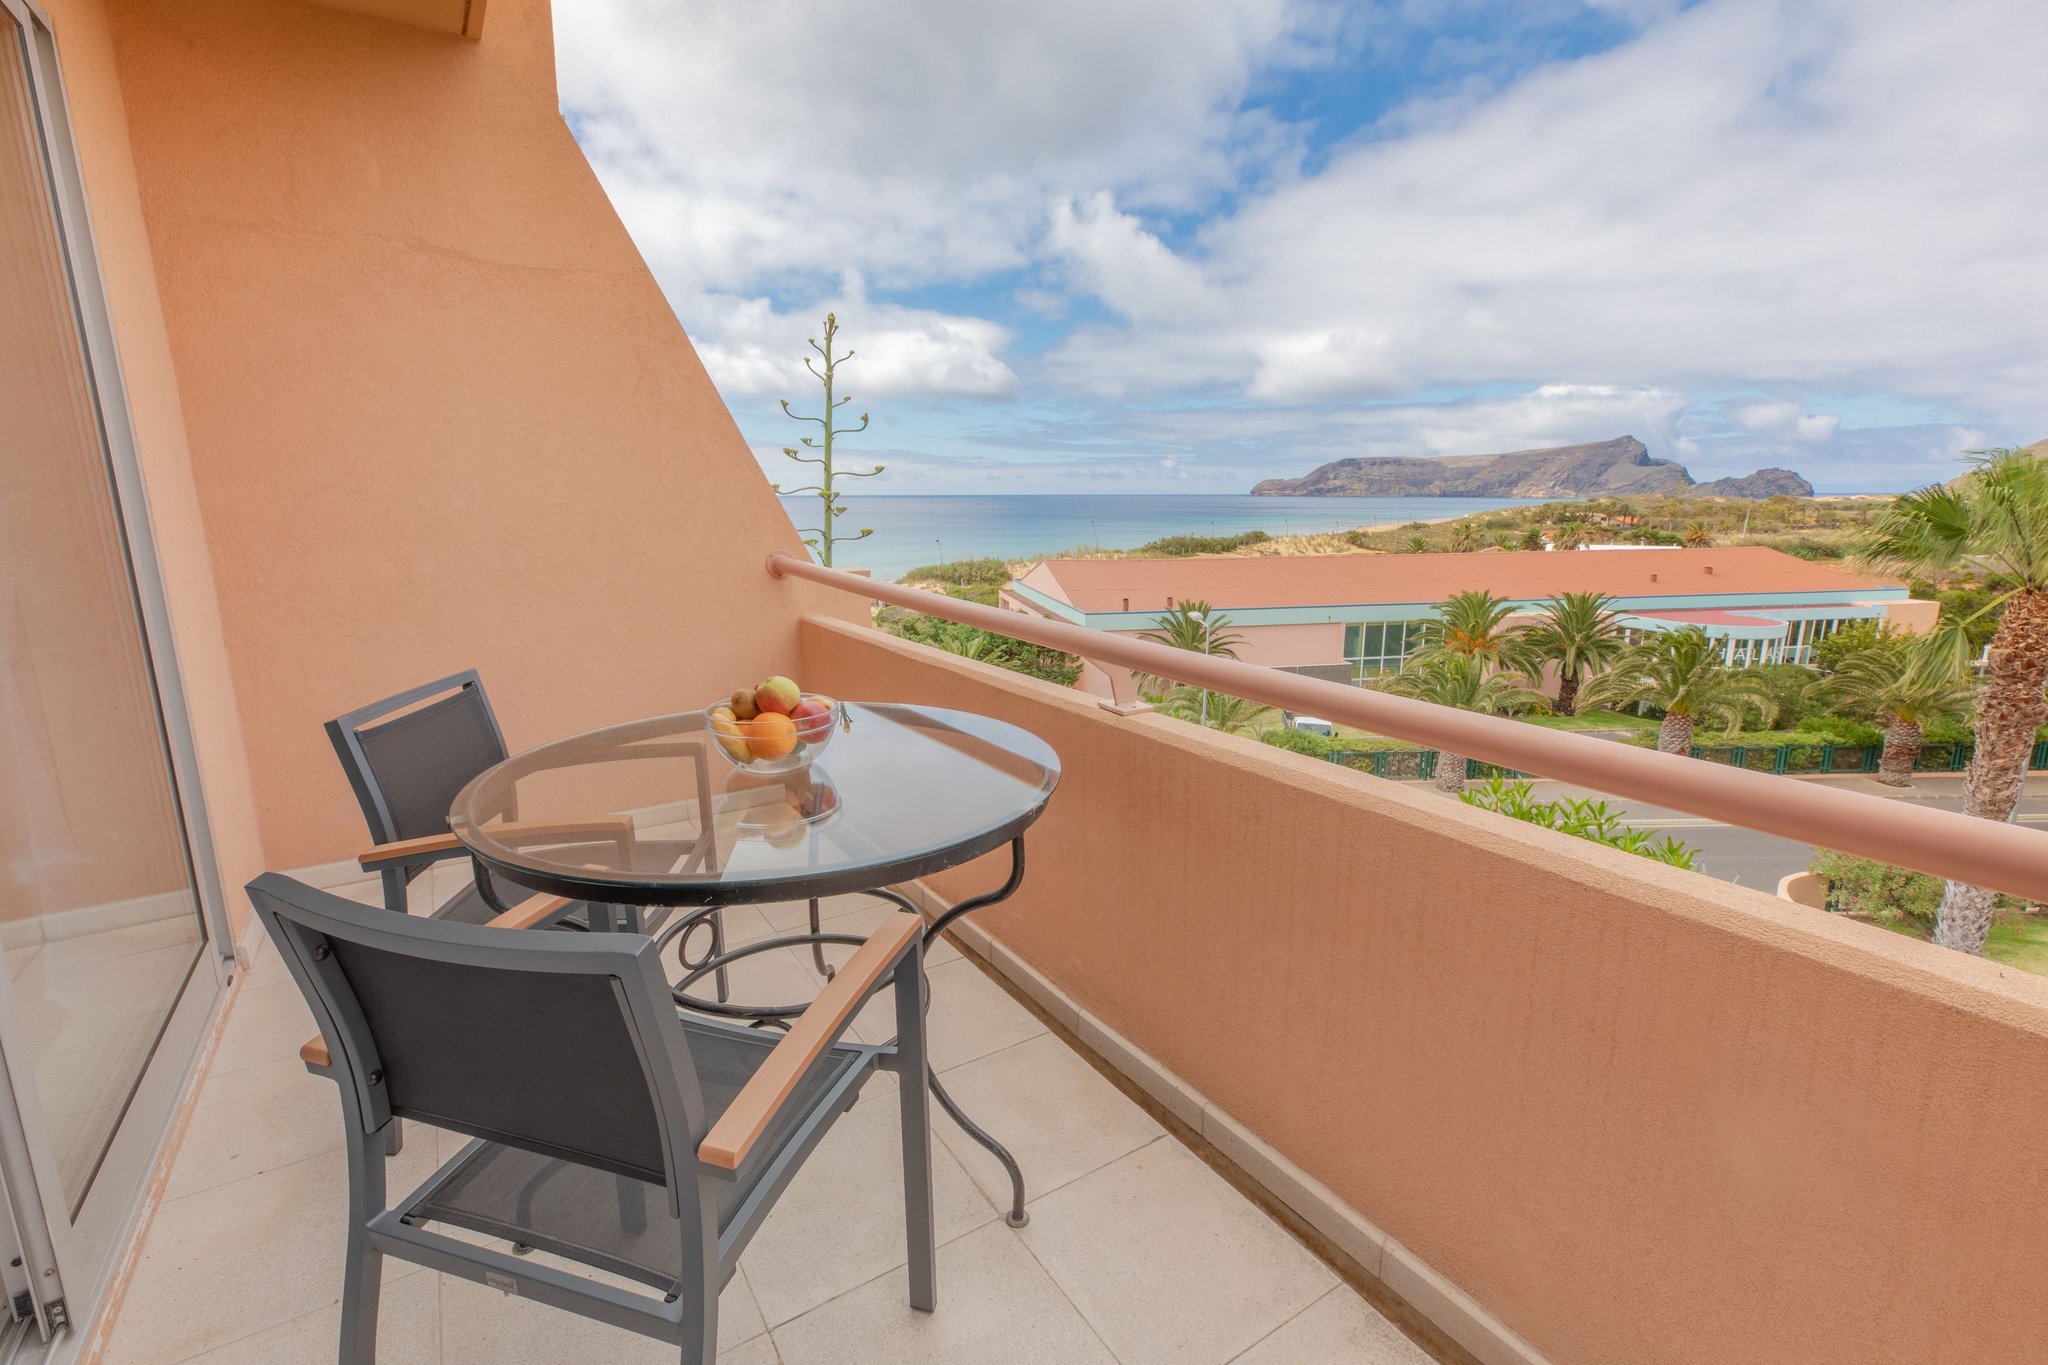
[691,280,1016,401]
[560,0,2048,489]
[1728,400,1840,442]
[1047,0,2048,432]
[557,0,1311,295]
[1045,193,1220,323]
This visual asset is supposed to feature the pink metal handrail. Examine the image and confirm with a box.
[771,552,2048,904]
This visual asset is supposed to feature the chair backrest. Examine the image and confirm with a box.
[247,873,706,1187]
[325,671,511,873]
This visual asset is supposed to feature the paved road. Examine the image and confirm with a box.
[1513,773,2048,892]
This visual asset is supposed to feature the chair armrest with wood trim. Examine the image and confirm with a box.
[698,911,923,1172]
[362,817,641,872]
[485,890,578,931]
[358,832,466,869]
[297,890,573,1072]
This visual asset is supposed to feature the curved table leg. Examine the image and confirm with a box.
[809,897,835,981]
[878,839,1034,1228]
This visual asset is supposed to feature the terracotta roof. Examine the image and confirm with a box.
[1015,547,1903,614]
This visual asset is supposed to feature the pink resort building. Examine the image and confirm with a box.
[1002,546,1937,699]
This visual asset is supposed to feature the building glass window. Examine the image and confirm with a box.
[1781,617,1848,666]
[1345,620,1428,680]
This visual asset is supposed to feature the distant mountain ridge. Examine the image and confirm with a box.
[1250,436,1814,501]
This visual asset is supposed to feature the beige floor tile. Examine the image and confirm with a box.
[757,893,892,935]
[1021,1138,1336,1365]
[438,1268,764,1362]
[718,1335,782,1365]
[771,1220,1113,1365]
[922,958,1046,1072]
[6,942,40,980]
[672,929,825,1020]
[209,980,316,1078]
[166,1057,345,1199]
[839,949,1029,1054]
[178,1266,440,1364]
[738,1090,995,1328]
[102,1151,429,1364]
[327,878,388,909]
[932,1033,1164,1209]
[789,899,960,977]
[1229,1286,1435,1364]
[701,904,778,951]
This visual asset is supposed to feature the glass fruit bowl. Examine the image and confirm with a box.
[703,694,843,775]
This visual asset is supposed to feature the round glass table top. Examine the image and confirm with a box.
[448,703,1060,905]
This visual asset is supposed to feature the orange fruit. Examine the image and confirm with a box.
[743,713,798,761]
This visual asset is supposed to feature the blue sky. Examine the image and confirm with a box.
[556,0,2045,495]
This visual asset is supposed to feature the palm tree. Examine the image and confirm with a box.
[1405,535,1431,554]
[1449,522,1480,552]
[1412,590,1534,671]
[1806,640,1974,787]
[1552,523,1589,551]
[1682,521,1712,548]
[1520,593,1627,716]
[1135,600,1243,699]
[1580,627,1773,753]
[1519,527,1546,551]
[1378,654,1547,792]
[1855,448,2048,953]
[1157,687,1271,736]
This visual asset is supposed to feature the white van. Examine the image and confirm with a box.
[1290,716,1334,737]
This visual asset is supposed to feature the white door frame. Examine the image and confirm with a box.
[0,0,235,1353]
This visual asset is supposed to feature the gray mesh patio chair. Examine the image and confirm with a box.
[248,872,935,1365]
[325,670,631,934]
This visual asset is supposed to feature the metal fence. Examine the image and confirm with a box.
[1328,741,2048,782]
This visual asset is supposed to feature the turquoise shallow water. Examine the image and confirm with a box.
[776,493,1559,579]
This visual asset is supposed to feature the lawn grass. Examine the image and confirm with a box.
[1522,709,1656,733]
[1869,914,2048,978]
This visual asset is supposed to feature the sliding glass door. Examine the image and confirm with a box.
[0,3,229,1354]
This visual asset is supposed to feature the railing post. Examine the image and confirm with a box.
[1093,664,1153,717]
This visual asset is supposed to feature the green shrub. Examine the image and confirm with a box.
[875,607,1081,686]
[1747,662,1822,729]
[899,556,1011,587]
[1459,778,1700,870]
[1810,619,1899,673]
[1259,727,1343,759]
[1810,850,1941,926]
[1131,530,1270,557]
[1923,715,1976,745]
[1792,715,1886,746]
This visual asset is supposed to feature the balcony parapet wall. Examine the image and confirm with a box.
[801,614,2048,1365]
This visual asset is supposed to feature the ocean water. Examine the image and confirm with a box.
[776,493,1559,579]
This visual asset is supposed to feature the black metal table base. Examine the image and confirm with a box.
[659,838,1034,1227]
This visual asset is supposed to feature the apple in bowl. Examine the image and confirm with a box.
[705,682,842,773]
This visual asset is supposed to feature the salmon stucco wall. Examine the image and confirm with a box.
[803,614,2048,1365]
[100,0,860,872]
[1882,597,1940,633]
